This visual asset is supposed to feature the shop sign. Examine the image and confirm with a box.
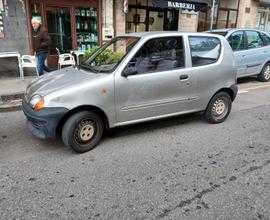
[152,0,207,12]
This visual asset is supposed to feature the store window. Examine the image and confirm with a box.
[75,7,98,51]
[46,7,72,54]
[198,0,239,31]
[126,0,179,33]
[219,0,238,10]
[257,9,270,32]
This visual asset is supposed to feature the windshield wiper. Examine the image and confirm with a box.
[79,63,97,73]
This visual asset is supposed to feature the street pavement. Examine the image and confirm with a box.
[0,78,270,219]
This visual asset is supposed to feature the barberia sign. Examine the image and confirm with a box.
[168,1,195,10]
[152,0,207,11]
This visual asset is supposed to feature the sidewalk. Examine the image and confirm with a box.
[0,77,35,112]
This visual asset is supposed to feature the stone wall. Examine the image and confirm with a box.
[0,0,30,77]
[114,0,126,36]
[178,10,199,32]
[237,0,259,28]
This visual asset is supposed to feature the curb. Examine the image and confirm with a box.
[0,95,23,113]
[0,92,24,103]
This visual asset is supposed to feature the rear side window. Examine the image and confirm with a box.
[189,36,221,67]
[227,31,245,51]
[246,31,264,49]
[261,33,270,46]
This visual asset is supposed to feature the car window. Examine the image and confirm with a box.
[189,36,221,67]
[227,31,245,51]
[127,37,185,75]
[260,33,270,46]
[246,31,264,49]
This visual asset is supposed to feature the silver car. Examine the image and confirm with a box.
[209,28,270,81]
[23,32,238,153]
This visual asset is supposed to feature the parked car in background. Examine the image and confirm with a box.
[208,29,270,82]
[22,32,238,153]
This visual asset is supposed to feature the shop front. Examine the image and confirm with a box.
[25,0,102,67]
[125,0,207,33]
[257,0,270,32]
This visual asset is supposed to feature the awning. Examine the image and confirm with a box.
[260,0,270,7]
[152,0,208,12]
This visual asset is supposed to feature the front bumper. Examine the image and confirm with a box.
[22,98,69,139]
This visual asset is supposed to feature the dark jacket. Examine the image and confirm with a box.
[32,26,52,54]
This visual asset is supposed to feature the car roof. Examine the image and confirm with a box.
[209,28,270,35]
[119,31,224,39]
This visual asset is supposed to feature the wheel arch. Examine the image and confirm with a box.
[56,105,110,137]
[212,87,237,102]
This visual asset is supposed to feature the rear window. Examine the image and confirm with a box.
[189,36,221,67]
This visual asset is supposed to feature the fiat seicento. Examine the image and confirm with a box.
[23,32,238,153]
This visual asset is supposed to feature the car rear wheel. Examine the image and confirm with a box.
[258,62,270,82]
[204,92,232,124]
[62,111,104,153]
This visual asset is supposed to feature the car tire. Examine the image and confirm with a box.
[204,92,232,124]
[258,62,270,82]
[62,111,104,153]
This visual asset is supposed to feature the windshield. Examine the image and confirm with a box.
[81,36,139,73]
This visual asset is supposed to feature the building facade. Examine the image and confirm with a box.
[0,0,270,75]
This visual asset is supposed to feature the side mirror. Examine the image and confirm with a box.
[121,67,138,77]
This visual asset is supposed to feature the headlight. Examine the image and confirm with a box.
[29,94,44,111]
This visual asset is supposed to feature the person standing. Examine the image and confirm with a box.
[31,17,53,76]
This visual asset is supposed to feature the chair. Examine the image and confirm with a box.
[21,55,39,76]
[56,48,76,69]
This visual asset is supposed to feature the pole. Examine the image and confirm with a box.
[210,0,215,31]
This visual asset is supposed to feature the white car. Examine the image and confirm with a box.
[209,28,270,81]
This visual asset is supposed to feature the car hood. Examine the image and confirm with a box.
[26,67,104,98]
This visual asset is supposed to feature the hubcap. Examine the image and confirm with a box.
[75,119,96,143]
[212,98,228,119]
[264,65,270,80]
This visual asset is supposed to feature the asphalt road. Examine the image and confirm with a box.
[0,78,270,220]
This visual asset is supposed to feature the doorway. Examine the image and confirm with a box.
[45,7,72,67]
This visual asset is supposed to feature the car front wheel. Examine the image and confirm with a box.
[204,92,232,124]
[258,62,270,82]
[62,111,104,153]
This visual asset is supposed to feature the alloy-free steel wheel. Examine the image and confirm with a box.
[204,92,232,124]
[62,111,104,153]
[258,62,270,82]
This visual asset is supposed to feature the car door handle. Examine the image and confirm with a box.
[179,74,189,81]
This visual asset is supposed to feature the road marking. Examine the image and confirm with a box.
[238,90,248,94]
[238,83,270,93]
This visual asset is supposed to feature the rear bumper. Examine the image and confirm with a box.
[230,84,238,102]
[22,98,68,139]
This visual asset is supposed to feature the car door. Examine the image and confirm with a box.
[227,31,247,77]
[114,36,197,123]
[188,35,224,110]
[243,30,266,76]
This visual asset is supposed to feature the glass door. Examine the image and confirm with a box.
[46,7,72,55]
